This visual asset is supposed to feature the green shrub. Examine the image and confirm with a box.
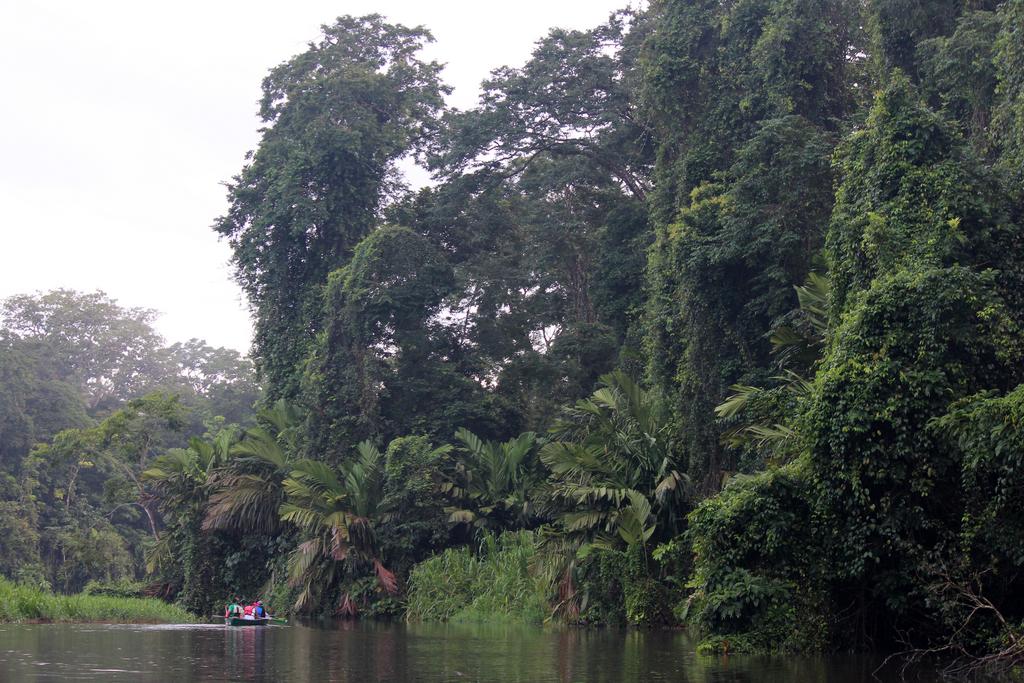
[0,578,194,623]
[405,531,549,624]
[624,577,676,626]
[82,579,146,599]
[685,458,828,653]
[572,543,681,627]
[575,549,627,625]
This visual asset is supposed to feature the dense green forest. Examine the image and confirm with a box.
[2,0,1023,674]
[0,290,259,593]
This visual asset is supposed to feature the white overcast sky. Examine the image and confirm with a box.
[0,1,637,353]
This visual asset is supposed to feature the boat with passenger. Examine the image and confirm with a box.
[226,615,272,626]
[223,598,273,626]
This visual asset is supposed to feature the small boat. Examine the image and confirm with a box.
[225,616,272,626]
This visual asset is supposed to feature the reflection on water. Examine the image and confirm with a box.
[0,620,938,682]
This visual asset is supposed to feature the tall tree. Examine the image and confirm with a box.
[640,0,858,490]
[395,14,655,433]
[866,0,968,78]
[302,225,499,461]
[214,15,449,400]
[1,290,165,412]
[917,9,1003,155]
[808,73,1024,641]
[432,11,654,200]
[993,0,1024,193]
[22,393,191,588]
[160,339,260,425]
[0,335,89,472]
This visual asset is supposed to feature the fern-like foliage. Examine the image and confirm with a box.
[540,371,687,556]
[281,441,398,614]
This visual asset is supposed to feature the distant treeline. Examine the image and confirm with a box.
[0,289,258,592]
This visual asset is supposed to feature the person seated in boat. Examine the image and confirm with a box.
[225,598,243,618]
[242,602,256,620]
[253,601,267,619]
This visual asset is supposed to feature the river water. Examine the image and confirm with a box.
[0,621,940,682]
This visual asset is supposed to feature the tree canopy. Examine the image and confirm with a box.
[214,15,449,401]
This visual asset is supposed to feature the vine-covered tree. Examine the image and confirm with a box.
[641,0,858,490]
[809,72,1024,639]
[432,12,653,200]
[7,2,1024,665]
[215,16,449,401]
[392,15,656,433]
[994,0,1024,193]
[302,225,501,461]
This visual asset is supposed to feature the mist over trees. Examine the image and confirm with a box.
[4,0,1024,671]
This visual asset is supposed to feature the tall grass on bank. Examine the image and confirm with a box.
[405,531,549,624]
[0,578,195,623]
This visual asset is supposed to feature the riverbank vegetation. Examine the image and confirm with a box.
[406,532,548,625]
[1,0,1023,675]
[0,578,194,624]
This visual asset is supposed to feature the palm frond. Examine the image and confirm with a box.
[287,538,323,586]
[144,534,172,575]
[454,427,486,457]
[373,560,398,595]
[231,427,288,468]
[279,502,323,531]
[290,459,343,493]
[796,271,830,336]
[203,473,281,533]
[715,384,764,419]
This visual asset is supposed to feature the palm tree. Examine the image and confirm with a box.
[715,272,829,457]
[540,370,687,552]
[532,372,685,620]
[714,373,811,451]
[443,428,540,530]
[768,271,829,369]
[280,442,397,615]
[141,430,235,573]
[203,399,302,534]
